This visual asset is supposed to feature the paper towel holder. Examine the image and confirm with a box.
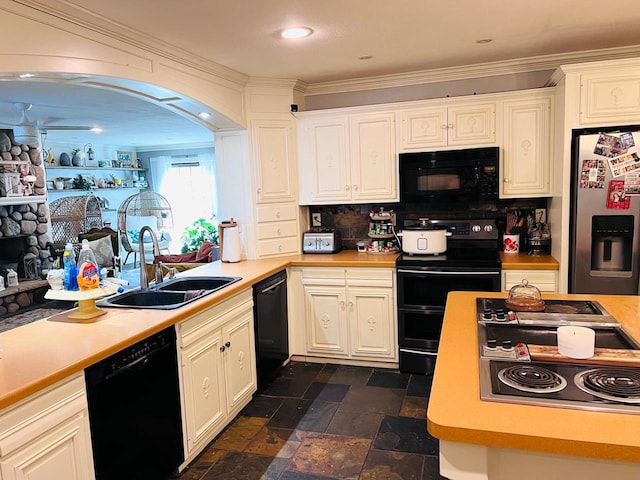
[219,218,241,263]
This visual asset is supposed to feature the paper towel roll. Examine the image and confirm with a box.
[557,326,595,359]
[221,225,241,263]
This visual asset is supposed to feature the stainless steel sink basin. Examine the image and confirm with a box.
[97,276,242,310]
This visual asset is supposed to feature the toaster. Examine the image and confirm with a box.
[302,229,342,253]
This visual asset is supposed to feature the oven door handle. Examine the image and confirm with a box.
[397,269,501,276]
[400,348,438,357]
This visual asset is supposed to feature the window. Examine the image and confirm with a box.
[150,153,216,251]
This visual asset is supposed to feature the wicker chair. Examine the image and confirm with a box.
[49,194,103,258]
[117,192,173,267]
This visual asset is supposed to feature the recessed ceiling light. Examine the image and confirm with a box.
[19,73,35,78]
[476,39,493,44]
[198,112,211,119]
[90,127,103,133]
[359,55,373,61]
[281,27,313,39]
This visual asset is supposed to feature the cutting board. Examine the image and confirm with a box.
[528,344,640,366]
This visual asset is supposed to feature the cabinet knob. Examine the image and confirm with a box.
[225,341,231,348]
[340,300,345,309]
[440,124,448,129]
[257,187,262,195]
[348,301,354,311]
[345,185,350,191]
[352,185,358,191]
[276,211,281,219]
[277,228,282,235]
[278,244,283,251]
[504,178,510,183]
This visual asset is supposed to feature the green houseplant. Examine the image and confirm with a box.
[180,217,219,253]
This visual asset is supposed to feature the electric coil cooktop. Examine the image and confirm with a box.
[476,297,640,414]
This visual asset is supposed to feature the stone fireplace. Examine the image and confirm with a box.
[0,131,52,317]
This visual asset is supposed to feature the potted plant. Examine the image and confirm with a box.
[180,217,219,253]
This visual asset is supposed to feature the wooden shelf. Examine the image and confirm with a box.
[0,195,47,206]
[47,188,143,193]
[45,166,146,172]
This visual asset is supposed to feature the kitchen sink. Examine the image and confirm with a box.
[97,276,242,310]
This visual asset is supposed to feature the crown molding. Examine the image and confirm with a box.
[304,45,640,96]
[8,0,249,85]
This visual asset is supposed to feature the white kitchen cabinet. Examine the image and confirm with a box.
[177,290,256,465]
[500,92,554,198]
[250,119,297,204]
[399,102,496,151]
[255,203,301,257]
[579,69,640,125]
[0,373,95,480]
[349,112,398,202]
[502,269,558,293]
[301,267,396,363]
[297,112,397,204]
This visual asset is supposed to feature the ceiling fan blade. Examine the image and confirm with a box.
[42,125,93,131]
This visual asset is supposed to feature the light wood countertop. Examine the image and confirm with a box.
[499,252,559,270]
[427,291,640,462]
[0,251,398,410]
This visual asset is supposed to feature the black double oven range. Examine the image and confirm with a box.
[396,218,501,374]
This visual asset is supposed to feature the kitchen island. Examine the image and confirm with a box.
[428,291,640,480]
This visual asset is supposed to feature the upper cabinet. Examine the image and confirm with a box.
[298,111,397,205]
[398,102,496,151]
[349,112,397,202]
[579,69,640,126]
[250,119,297,204]
[500,91,554,198]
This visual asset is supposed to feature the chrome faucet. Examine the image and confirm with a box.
[138,226,162,289]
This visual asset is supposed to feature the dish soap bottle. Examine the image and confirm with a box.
[63,242,78,291]
[76,239,100,290]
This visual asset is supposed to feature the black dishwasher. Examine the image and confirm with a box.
[253,270,289,390]
[85,326,183,480]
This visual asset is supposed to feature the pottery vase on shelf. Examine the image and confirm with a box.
[59,152,71,166]
[72,154,81,167]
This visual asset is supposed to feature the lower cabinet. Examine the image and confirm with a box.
[502,269,559,293]
[0,373,96,480]
[300,267,397,364]
[176,289,256,465]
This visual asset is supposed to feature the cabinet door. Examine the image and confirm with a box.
[0,414,95,480]
[180,331,226,454]
[222,310,257,415]
[350,112,398,202]
[251,119,296,203]
[303,284,349,355]
[298,117,351,204]
[447,103,496,146]
[348,286,396,360]
[501,95,553,198]
[580,71,640,125]
[399,107,448,150]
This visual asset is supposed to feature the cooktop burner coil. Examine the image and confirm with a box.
[498,365,567,394]
[575,368,640,404]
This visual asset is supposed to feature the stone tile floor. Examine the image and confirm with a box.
[176,362,447,480]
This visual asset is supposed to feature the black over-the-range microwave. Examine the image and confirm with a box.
[399,147,499,204]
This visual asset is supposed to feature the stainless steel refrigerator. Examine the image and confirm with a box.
[570,126,640,294]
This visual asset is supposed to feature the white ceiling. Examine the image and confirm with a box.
[3,0,640,147]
